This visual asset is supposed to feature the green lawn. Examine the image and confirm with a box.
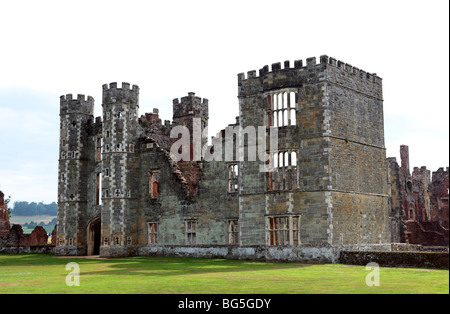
[0,254,448,294]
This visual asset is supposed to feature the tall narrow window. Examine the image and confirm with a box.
[289,92,296,126]
[96,137,102,161]
[268,150,298,191]
[148,223,159,244]
[228,219,239,245]
[266,90,297,128]
[95,173,102,205]
[185,220,197,245]
[228,164,239,193]
[149,170,160,199]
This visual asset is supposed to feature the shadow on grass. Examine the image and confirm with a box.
[0,253,314,279]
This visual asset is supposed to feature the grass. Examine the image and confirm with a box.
[0,254,448,294]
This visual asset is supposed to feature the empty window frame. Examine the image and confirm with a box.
[95,172,102,205]
[266,215,301,246]
[96,137,102,161]
[227,219,239,245]
[266,91,297,127]
[185,219,197,245]
[149,170,160,199]
[268,151,298,191]
[228,164,239,193]
[148,222,159,245]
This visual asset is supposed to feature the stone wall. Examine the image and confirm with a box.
[55,56,393,258]
[138,245,339,263]
[0,191,10,236]
[0,224,55,253]
[388,145,449,247]
[339,250,449,269]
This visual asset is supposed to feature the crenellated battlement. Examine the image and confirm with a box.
[237,55,382,85]
[102,82,139,91]
[60,93,94,115]
[173,92,208,119]
[172,92,209,107]
[102,82,139,106]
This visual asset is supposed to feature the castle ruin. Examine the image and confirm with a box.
[1,55,447,265]
[54,55,393,260]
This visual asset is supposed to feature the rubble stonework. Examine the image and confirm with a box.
[388,145,449,246]
[53,55,396,260]
[1,191,53,252]
[0,191,11,236]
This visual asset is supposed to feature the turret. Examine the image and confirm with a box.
[56,93,95,255]
[100,82,140,255]
[172,92,209,160]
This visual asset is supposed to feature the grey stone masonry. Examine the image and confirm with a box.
[55,56,392,259]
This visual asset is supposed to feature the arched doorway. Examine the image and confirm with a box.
[87,217,101,256]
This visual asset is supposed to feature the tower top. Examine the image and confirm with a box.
[102,82,139,106]
[60,94,94,116]
[172,92,208,120]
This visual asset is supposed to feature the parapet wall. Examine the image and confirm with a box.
[102,82,139,105]
[60,93,95,116]
[237,55,382,98]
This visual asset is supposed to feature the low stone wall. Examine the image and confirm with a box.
[339,250,449,269]
[4,241,448,270]
[137,245,340,263]
[0,245,55,254]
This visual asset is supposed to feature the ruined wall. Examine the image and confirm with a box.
[1,191,56,253]
[1,223,54,254]
[54,55,394,259]
[387,157,405,243]
[0,191,10,237]
[388,145,449,247]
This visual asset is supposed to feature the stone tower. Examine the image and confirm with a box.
[56,94,94,255]
[100,82,141,257]
[172,92,209,161]
[237,56,390,247]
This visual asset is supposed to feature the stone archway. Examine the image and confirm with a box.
[87,217,101,256]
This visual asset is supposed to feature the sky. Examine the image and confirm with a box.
[0,0,448,204]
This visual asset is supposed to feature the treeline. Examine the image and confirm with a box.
[23,218,57,232]
[12,201,57,216]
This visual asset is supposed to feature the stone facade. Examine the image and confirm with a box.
[55,55,392,259]
[388,145,449,246]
